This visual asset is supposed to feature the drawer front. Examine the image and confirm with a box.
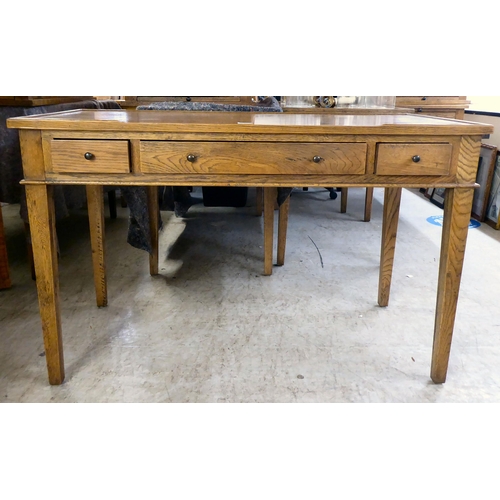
[376,143,452,176]
[411,107,459,117]
[50,140,130,173]
[140,142,367,175]
[396,96,462,106]
[415,110,458,119]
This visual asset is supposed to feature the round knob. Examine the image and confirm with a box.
[84,152,94,160]
[313,156,322,163]
[412,155,421,163]
[416,108,423,112]
[187,154,196,162]
[421,97,427,101]
[319,97,334,108]
[186,97,191,102]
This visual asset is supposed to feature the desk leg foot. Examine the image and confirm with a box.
[25,185,64,385]
[263,187,275,275]
[378,188,402,307]
[277,196,290,266]
[86,186,107,308]
[147,187,159,276]
[431,188,474,384]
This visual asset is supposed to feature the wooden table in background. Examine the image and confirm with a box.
[7,110,492,385]
[117,96,256,109]
[395,96,470,119]
[0,97,93,107]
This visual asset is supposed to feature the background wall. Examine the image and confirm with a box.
[467,96,500,113]
[466,96,500,148]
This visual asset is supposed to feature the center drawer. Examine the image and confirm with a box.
[140,141,367,175]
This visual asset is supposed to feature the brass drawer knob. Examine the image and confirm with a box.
[313,156,322,163]
[84,152,95,160]
[187,154,196,162]
[412,155,421,163]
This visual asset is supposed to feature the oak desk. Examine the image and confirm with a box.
[7,110,493,386]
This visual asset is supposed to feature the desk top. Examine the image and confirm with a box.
[7,109,494,136]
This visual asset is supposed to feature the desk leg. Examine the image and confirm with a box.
[378,188,402,307]
[147,187,159,275]
[431,187,474,383]
[340,188,348,213]
[277,195,290,266]
[25,184,64,385]
[86,186,107,307]
[263,187,275,275]
[364,187,374,222]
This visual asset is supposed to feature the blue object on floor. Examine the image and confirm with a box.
[426,215,480,229]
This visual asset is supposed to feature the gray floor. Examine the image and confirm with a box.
[1,187,500,403]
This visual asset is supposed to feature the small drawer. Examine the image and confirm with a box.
[375,143,452,176]
[49,140,130,173]
[140,141,367,175]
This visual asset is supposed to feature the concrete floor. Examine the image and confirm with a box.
[1,187,500,402]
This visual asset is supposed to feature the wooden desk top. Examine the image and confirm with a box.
[7,109,494,137]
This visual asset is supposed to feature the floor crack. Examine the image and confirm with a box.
[308,235,324,268]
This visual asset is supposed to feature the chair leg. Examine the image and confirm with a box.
[326,188,338,200]
[0,204,12,289]
[277,196,290,266]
